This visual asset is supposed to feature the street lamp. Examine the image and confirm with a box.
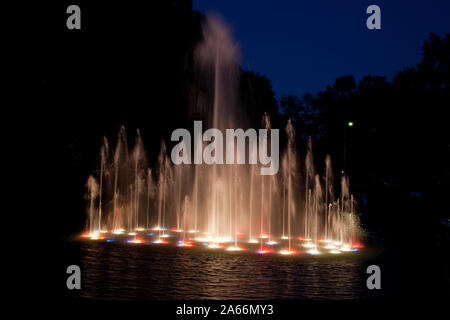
[343,121,354,174]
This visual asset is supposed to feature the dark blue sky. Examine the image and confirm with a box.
[194,0,450,98]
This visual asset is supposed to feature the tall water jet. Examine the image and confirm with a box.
[193,166,199,232]
[86,175,99,234]
[132,129,145,230]
[195,14,241,242]
[305,137,314,240]
[146,168,153,229]
[284,120,296,251]
[183,195,189,242]
[113,126,129,231]
[313,174,322,245]
[156,141,167,235]
[98,137,109,231]
[281,155,288,239]
[340,175,349,243]
[324,155,334,240]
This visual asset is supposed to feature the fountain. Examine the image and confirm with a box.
[81,14,363,256]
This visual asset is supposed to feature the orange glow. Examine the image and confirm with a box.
[207,243,224,249]
[153,239,168,244]
[127,238,143,244]
[178,241,193,247]
[352,243,364,248]
[297,236,304,240]
[279,249,298,255]
[256,248,274,254]
[81,233,105,240]
[226,246,244,251]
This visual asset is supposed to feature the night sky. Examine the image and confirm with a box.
[194,0,450,98]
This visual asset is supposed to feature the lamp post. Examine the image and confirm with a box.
[343,121,354,174]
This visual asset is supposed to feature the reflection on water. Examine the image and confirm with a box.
[79,242,367,300]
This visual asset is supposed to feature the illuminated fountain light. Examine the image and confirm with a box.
[248,239,259,244]
[177,240,193,247]
[90,234,105,240]
[340,244,352,252]
[352,243,364,249]
[329,249,341,254]
[214,237,232,243]
[147,232,154,236]
[207,243,224,249]
[280,236,289,240]
[260,234,269,239]
[135,228,146,232]
[195,236,213,242]
[302,242,316,248]
[265,241,278,245]
[160,234,171,238]
[279,249,297,255]
[171,228,183,233]
[152,227,167,231]
[128,232,137,236]
[307,248,320,255]
[99,230,109,233]
[112,229,125,235]
[256,248,273,254]
[153,239,168,244]
[127,238,144,244]
[323,244,336,250]
[188,230,200,233]
[81,232,105,240]
[333,241,342,246]
[226,246,244,251]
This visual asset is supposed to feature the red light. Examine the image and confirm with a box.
[178,241,194,247]
[256,248,273,254]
